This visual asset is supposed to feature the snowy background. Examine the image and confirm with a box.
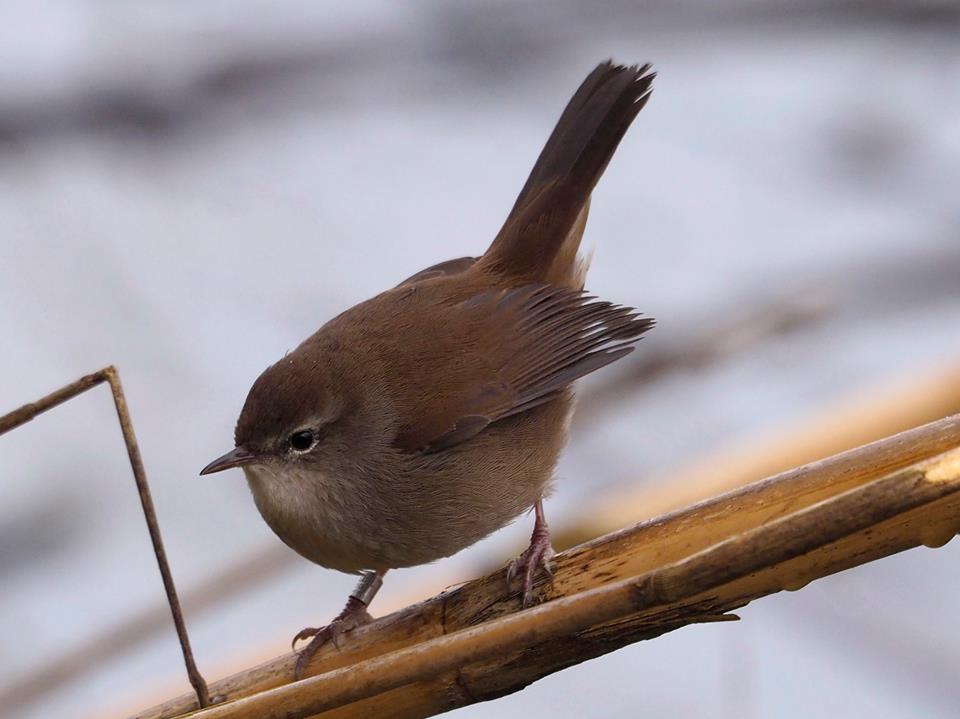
[1,2,959,717]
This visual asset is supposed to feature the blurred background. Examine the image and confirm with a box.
[1,1,959,717]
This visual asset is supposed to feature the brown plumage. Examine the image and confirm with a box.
[201,60,656,675]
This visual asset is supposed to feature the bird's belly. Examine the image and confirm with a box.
[243,461,535,573]
[243,464,383,574]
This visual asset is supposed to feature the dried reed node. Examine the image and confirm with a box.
[0,367,210,708]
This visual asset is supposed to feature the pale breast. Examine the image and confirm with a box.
[243,463,380,574]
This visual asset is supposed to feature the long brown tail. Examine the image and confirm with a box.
[479,61,654,286]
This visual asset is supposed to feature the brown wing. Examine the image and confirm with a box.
[392,284,654,453]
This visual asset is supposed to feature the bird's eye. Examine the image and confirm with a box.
[289,429,316,452]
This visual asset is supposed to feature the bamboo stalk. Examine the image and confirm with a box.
[136,412,960,719]
[576,363,960,542]
[184,447,960,719]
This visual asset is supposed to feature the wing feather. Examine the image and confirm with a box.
[394,284,653,453]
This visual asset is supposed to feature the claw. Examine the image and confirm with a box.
[291,627,320,652]
[506,556,520,591]
[291,597,373,680]
[506,499,556,608]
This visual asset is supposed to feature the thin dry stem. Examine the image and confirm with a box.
[0,368,210,708]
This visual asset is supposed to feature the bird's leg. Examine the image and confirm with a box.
[506,498,556,607]
[291,569,385,680]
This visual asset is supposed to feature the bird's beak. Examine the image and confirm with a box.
[200,446,262,476]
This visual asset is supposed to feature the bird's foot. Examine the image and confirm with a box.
[506,505,555,607]
[291,596,373,680]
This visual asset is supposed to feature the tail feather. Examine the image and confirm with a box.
[480,61,654,285]
[543,200,589,289]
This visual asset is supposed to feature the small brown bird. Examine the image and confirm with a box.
[201,60,655,679]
